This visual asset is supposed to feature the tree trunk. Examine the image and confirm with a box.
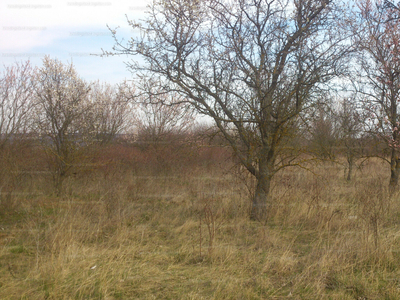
[54,174,64,196]
[346,152,353,181]
[389,149,400,193]
[54,159,67,196]
[251,157,273,222]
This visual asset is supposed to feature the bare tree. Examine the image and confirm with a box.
[134,91,196,144]
[88,81,134,145]
[351,0,400,191]
[0,61,35,149]
[335,97,364,181]
[132,89,197,172]
[308,101,339,161]
[106,0,349,220]
[33,56,91,194]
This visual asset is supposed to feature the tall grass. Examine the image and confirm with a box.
[1,147,400,299]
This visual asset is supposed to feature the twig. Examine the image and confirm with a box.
[7,263,18,279]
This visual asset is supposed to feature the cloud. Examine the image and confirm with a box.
[0,0,150,83]
[0,0,149,50]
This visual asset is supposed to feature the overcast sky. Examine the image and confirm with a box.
[0,0,150,84]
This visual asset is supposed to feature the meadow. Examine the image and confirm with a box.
[1,143,400,299]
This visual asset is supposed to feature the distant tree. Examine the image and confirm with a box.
[335,97,364,181]
[134,90,196,145]
[33,56,91,194]
[0,61,35,149]
[351,0,400,191]
[132,89,196,172]
[88,81,134,145]
[308,101,339,161]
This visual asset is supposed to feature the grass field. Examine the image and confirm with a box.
[1,153,400,299]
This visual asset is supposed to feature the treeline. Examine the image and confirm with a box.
[0,57,230,194]
[0,56,392,196]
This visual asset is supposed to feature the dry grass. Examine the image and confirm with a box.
[1,157,400,299]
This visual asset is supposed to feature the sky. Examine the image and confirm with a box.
[0,0,151,84]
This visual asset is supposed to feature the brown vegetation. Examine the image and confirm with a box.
[1,140,400,299]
